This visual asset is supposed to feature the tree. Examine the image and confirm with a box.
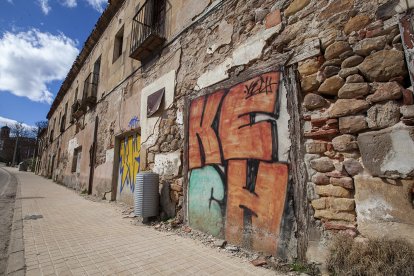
[11,122,26,166]
[32,121,48,171]
[9,122,39,166]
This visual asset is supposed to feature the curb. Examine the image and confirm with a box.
[5,170,25,276]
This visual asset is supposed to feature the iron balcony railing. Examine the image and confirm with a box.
[82,73,99,106]
[130,0,166,61]
[71,99,85,120]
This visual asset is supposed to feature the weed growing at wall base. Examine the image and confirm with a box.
[327,234,414,276]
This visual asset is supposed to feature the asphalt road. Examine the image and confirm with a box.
[0,164,17,275]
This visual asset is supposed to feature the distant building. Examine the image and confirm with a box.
[0,125,36,164]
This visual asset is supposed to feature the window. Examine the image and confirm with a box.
[61,103,68,131]
[72,146,82,173]
[58,111,62,131]
[113,26,124,62]
[70,87,79,123]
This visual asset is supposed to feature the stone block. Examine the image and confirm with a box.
[338,67,359,79]
[339,115,367,134]
[342,55,364,68]
[344,15,370,35]
[306,140,328,154]
[319,28,337,50]
[343,158,364,176]
[319,0,354,20]
[345,74,364,83]
[304,129,339,139]
[367,101,400,129]
[303,93,327,110]
[324,221,356,230]
[330,177,354,189]
[329,99,370,118]
[402,89,414,105]
[298,57,321,76]
[353,36,387,56]
[323,66,340,78]
[338,83,369,99]
[332,134,358,152]
[366,81,402,104]
[315,184,351,198]
[314,209,355,222]
[310,157,335,173]
[354,175,414,245]
[324,41,352,60]
[318,75,344,96]
[327,198,355,211]
[311,198,326,210]
[311,172,330,185]
[284,0,311,17]
[255,8,268,23]
[265,9,281,29]
[400,105,414,119]
[301,73,320,92]
[358,50,407,82]
[358,124,414,178]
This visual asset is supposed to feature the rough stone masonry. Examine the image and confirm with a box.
[40,0,414,263]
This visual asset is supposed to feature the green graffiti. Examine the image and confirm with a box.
[188,165,225,237]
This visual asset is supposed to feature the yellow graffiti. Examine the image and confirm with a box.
[119,134,141,193]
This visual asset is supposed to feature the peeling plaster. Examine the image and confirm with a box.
[382,128,414,177]
[140,70,176,147]
[277,79,291,162]
[356,197,394,222]
[68,138,79,156]
[105,148,114,163]
[153,150,181,177]
[196,24,282,90]
[207,20,233,54]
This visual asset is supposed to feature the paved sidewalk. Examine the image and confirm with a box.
[8,169,280,276]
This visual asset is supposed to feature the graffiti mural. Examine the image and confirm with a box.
[118,134,141,193]
[188,72,289,254]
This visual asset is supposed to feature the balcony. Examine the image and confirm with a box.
[82,73,99,107]
[130,0,166,61]
[71,100,86,120]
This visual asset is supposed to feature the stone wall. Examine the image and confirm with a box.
[41,0,414,262]
[291,0,414,259]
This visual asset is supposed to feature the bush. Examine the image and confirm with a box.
[327,234,414,276]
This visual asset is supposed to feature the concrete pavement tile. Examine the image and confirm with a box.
[14,170,276,276]
[26,268,42,276]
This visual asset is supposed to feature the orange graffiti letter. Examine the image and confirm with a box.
[189,90,225,169]
[219,72,280,161]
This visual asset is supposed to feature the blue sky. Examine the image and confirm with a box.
[0,0,107,128]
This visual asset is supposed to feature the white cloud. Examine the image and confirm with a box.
[7,0,13,4]
[0,29,79,104]
[0,116,35,130]
[60,0,77,8]
[37,0,51,15]
[85,0,107,12]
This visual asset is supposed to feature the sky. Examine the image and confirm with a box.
[0,0,107,129]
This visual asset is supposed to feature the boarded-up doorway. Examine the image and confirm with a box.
[115,133,141,205]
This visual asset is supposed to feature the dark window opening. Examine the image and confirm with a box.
[72,146,82,173]
[113,26,124,63]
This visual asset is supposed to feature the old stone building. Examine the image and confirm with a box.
[40,0,414,262]
[0,125,36,164]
